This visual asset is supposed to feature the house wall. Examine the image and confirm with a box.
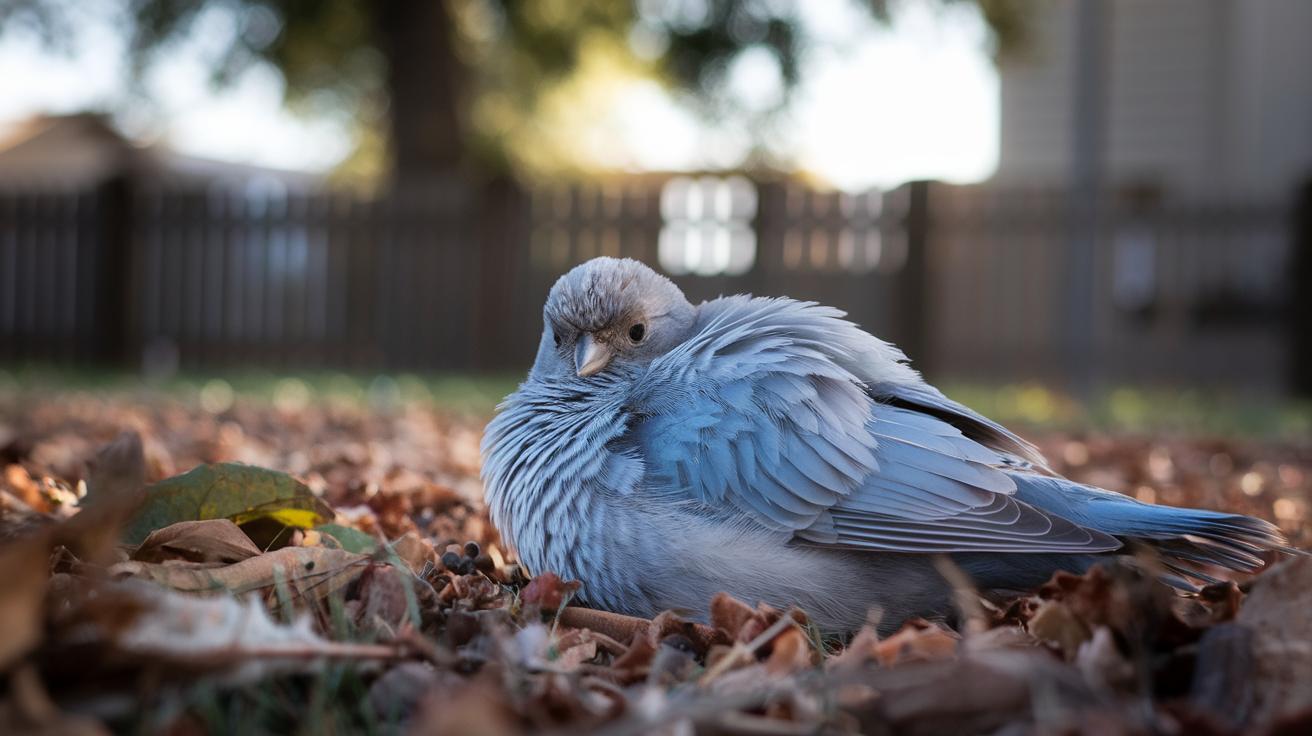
[996,0,1312,200]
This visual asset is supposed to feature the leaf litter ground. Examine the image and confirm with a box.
[1,390,1310,735]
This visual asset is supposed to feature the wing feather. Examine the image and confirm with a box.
[630,296,1119,555]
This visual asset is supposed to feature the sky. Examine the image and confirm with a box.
[0,0,999,191]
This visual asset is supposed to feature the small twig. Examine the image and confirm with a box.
[558,607,650,643]
[557,606,725,652]
[130,640,409,665]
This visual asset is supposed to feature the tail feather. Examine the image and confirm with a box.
[1010,473,1293,585]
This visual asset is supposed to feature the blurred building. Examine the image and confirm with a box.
[996,0,1312,200]
[0,113,323,193]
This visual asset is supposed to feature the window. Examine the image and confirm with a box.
[658,176,756,276]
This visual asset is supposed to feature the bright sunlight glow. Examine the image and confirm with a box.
[0,1,998,191]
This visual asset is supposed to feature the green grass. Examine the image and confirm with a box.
[940,382,1312,439]
[2,364,1309,438]
[0,364,521,417]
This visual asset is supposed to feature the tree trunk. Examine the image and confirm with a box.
[373,1,466,188]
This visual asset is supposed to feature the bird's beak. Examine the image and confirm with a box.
[575,333,613,377]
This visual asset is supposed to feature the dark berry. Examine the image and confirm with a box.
[441,551,462,571]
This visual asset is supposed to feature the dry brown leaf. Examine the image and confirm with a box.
[873,619,960,667]
[54,581,404,684]
[554,639,599,671]
[764,627,816,675]
[356,562,411,632]
[436,573,504,609]
[111,545,367,603]
[709,592,760,640]
[962,625,1039,653]
[1027,600,1092,658]
[520,572,581,612]
[3,465,45,513]
[828,625,883,672]
[646,609,728,655]
[390,531,437,574]
[132,519,262,564]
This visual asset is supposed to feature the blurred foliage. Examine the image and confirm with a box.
[0,0,1029,182]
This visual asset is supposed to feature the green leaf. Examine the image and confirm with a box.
[314,523,378,554]
[123,463,334,545]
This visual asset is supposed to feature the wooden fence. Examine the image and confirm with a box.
[0,175,1304,393]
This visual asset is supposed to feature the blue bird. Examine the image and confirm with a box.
[481,257,1290,633]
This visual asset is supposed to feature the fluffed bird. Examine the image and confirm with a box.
[481,257,1290,633]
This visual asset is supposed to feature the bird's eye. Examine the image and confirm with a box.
[553,331,562,347]
[628,323,646,343]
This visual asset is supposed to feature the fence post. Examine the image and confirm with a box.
[901,180,932,378]
[474,176,528,370]
[1292,178,1312,397]
[94,175,135,366]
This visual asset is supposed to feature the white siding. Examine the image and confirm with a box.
[995,0,1312,198]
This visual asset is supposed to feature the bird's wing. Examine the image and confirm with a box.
[865,380,1050,470]
[630,296,1119,554]
[802,403,1119,553]
[632,297,879,529]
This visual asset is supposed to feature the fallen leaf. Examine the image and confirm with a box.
[389,531,436,574]
[123,463,334,545]
[315,522,378,554]
[132,519,262,564]
[1026,600,1091,658]
[709,592,760,642]
[356,563,412,633]
[873,619,960,667]
[521,572,581,612]
[50,580,404,685]
[4,464,53,515]
[961,625,1039,653]
[112,545,367,603]
[828,625,883,672]
[765,627,816,675]
[554,639,599,670]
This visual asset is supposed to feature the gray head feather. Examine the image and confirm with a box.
[534,258,696,378]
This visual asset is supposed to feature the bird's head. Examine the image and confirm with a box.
[533,257,695,379]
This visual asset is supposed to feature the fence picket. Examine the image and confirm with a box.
[0,178,1297,392]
